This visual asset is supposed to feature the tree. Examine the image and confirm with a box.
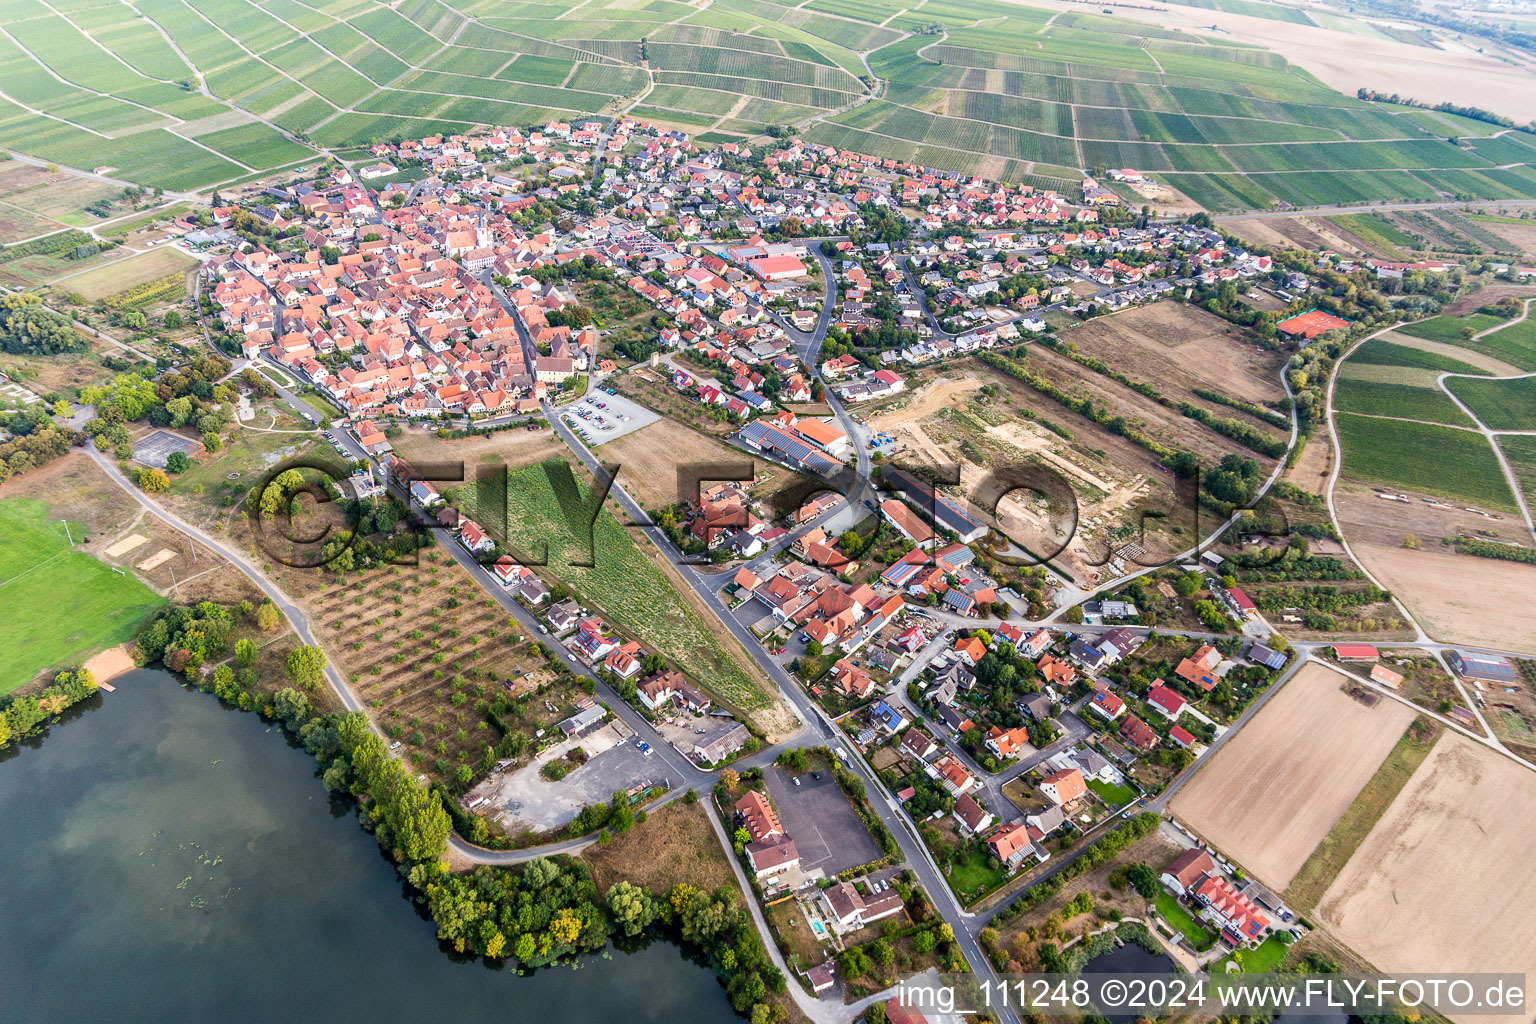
[839,945,871,979]
[273,687,311,727]
[607,881,657,936]
[234,638,257,667]
[0,293,87,357]
[165,450,191,474]
[165,396,194,428]
[163,310,183,330]
[137,468,169,493]
[1402,532,1421,549]
[202,431,222,453]
[514,932,537,961]
[256,601,282,632]
[285,644,328,690]
[720,767,739,792]
[1175,571,1203,597]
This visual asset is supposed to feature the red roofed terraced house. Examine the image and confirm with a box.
[733,790,783,842]
[1191,873,1272,948]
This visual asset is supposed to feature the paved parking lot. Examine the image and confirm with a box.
[560,390,658,446]
[132,429,199,469]
[481,720,672,831]
[762,764,880,878]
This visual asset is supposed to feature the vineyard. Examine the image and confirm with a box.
[104,271,186,310]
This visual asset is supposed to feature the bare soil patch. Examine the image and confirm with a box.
[1317,732,1536,1010]
[388,423,567,473]
[1335,483,1536,650]
[1443,283,1536,316]
[1172,661,1415,889]
[599,414,809,510]
[1059,302,1288,408]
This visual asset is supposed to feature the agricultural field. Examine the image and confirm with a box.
[0,494,166,691]
[457,457,781,724]
[47,247,198,304]
[1499,435,1536,506]
[1332,482,1536,651]
[1447,375,1536,431]
[1333,411,1516,511]
[1317,733,1536,1001]
[0,0,1533,205]
[300,549,569,789]
[1351,333,1515,377]
[1332,370,1475,428]
[1172,662,1416,889]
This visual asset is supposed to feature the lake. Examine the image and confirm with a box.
[0,668,738,1023]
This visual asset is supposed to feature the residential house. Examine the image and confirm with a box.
[1159,848,1215,895]
[734,789,783,841]
[1089,689,1125,721]
[745,835,800,881]
[1038,767,1086,808]
[952,793,994,836]
[986,822,1045,874]
[1146,682,1187,720]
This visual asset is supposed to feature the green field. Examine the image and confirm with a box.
[1335,412,1516,510]
[1498,436,1536,505]
[1349,337,1491,376]
[1446,376,1536,431]
[463,459,770,712]
[1086,777,1137,808]
[2,0,1534,203]
[0,497,166,692]
[1394,314,1504,344]
[1333,377,1475,427]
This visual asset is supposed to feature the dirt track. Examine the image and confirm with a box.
[1172,662,1415,889]
[1318,732,1536,1022]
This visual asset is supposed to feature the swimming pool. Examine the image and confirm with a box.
[810,920,828,939]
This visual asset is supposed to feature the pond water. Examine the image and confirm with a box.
[0,668,738,1024]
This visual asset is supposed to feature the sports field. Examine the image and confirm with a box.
[0,497,165,692]
[1,0,1534,204]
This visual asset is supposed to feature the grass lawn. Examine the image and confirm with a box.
[296,390,344,421]
[0,496,165,691]
[1285,717,1439,911]
[1154,890,1217,951]
[1087,778,1138,808]
[1211,933,1292,974]
[945,843,1009,903]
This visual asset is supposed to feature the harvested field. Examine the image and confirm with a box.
[1172,661,1416,889]
[598,414,809,511]
[53,247,196,301]
[1317,732,1536,1008]
[1442,282,1536,316]
[1334,482,1536,651]
[1059,302,1288,408]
